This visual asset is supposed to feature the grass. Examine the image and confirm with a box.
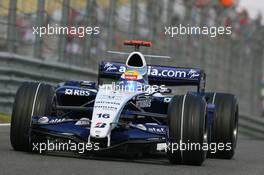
[0,113,11,123]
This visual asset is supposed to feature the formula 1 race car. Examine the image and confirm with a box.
[10,40,239,165]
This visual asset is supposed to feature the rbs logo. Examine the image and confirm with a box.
[65,89,90,96]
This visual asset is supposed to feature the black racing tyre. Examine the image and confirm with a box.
[167,94,208,165]
[10,82,54,152]
[207,93,239,159]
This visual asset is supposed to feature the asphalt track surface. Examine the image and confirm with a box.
[0,125,264,175]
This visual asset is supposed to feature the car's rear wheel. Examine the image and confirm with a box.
[207,93,239,159]
[167,94,208,165]
[10,82,54,152]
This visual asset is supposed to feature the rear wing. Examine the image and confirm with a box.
[98,61,206,91]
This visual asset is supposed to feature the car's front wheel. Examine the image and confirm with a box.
[167,94,208,165]
[10,82,54,152]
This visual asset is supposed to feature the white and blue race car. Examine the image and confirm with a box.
[10,40,239,165]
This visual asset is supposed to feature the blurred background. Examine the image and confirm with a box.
[0,0,263,129]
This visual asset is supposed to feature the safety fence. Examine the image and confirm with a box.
[0,52,96,114]
[239,114,264,139]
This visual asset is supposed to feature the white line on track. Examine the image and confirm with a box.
[0,123,10,126]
